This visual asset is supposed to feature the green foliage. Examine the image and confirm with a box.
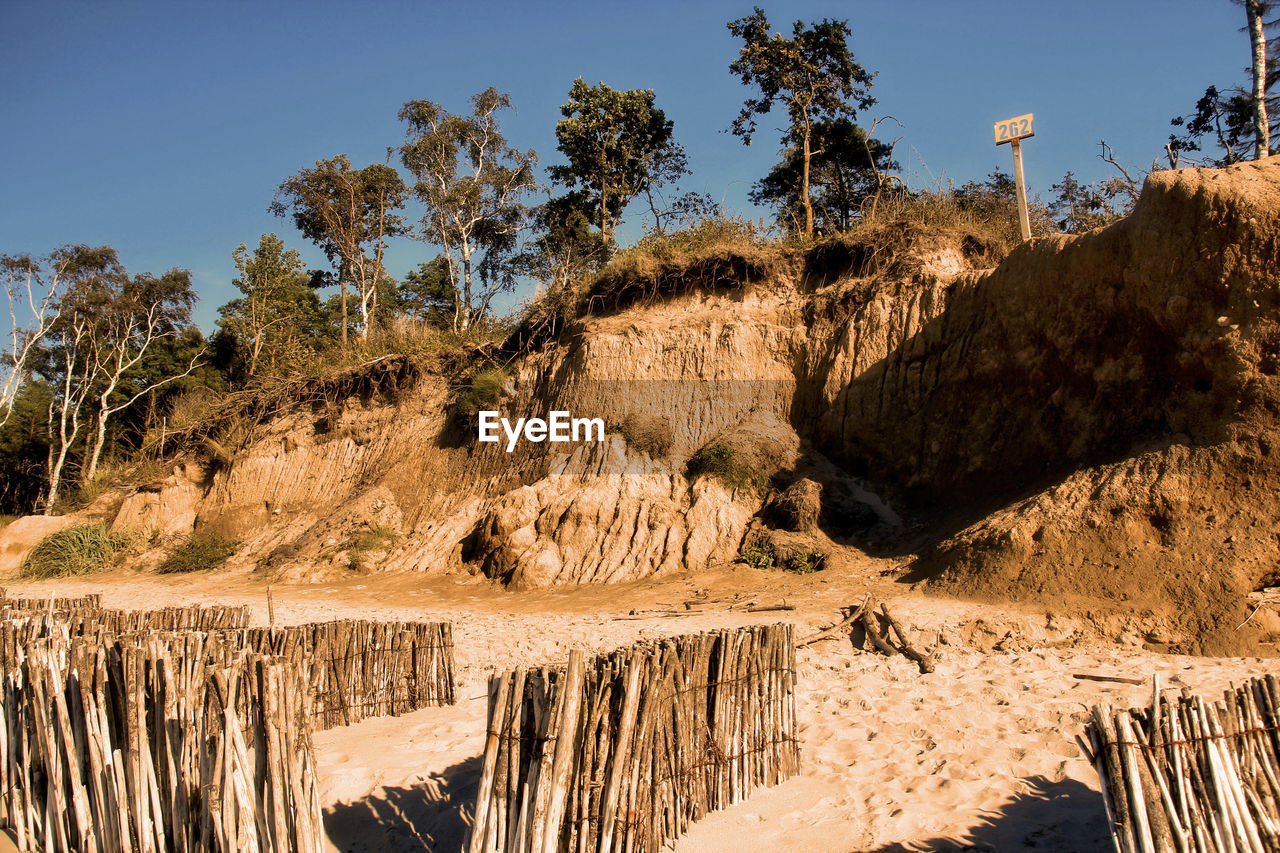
[687,443,770,495]
[783,550,824,574]
[351,525,397,554]
[549,79,686,244]
[270,154,408,339]
[21,523,130,579]
[156,529,238,574]
[399,88,538,333]
[736,545,776,569]
[217,234,327,382]
[395,255,458,328]
[1170,83,1277,166]
[728,7,876,238]
[750,118,897,234]
[0,381,52,514]
[456,366,508,415]
[517,192,611,291]
[630,213,772,259]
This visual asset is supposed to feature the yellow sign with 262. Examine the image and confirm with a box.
[994,113,1034,145]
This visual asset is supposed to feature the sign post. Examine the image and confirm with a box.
[994,113,1035,241]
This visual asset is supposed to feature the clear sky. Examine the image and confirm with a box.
[1,0,1252,330]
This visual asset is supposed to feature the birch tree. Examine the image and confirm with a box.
[399,88,538,332]
[0,253,67,429]
[1247,0,1274,158]
[81,268,201,485]
[271,156,407,343]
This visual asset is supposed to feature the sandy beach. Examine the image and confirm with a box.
[6,559,1276,853]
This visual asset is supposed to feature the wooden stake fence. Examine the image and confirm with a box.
[469,624,800,853]
[1087,675,1280,853]
[228,620,456,729]
[0,588,102,611]
[0,633,324,852]
[2,615,456,730]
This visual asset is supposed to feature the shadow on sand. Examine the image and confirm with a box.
[862,775,1110,853]
[324,755,481,852]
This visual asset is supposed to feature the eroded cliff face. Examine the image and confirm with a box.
[109,160,1280,646]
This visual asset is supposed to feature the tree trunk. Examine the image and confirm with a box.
[340,278,349,347]
[461,251,474,333]
[44,405,78,516]
[84,406,109,485]
[801,126,815,239]
[1248,0,1271,159]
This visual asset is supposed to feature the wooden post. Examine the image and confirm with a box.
[994,113,1034,242]
[1010,138,1031,241]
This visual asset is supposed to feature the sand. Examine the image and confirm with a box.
[6,560,1278,853]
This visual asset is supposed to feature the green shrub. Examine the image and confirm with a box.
[157,529,238,574]
[21,523,131,579]
[455,366,509,416]
[736,545,776,569]
[687,443,770,495]
[783,550,825,574]
[347,525,398,571]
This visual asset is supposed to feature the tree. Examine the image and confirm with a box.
[80,267,200,485]
[395,256,458,327]
[1048,171,1132,233]
[728,7,876,239]
[0,381,52,513]
[1170,3,1276,165]
[548,79,686,245]
[35,246,122,512]
[271,156,408,343]
[517,191,609,293]
[399,88,538,332]
[218,234,324,379]
[954,170,1056,239]
[1247,0,1275,158]
[0,253,67,430]
[749,118,896,233]
[25,247,202,512]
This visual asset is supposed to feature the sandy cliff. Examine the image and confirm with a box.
[93,160,1280,650]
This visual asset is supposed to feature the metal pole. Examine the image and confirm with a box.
[1010,138,1031,241]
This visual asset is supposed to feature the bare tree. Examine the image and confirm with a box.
[0,254,66,430]
[43,311,95,515]
[82,269,201,484]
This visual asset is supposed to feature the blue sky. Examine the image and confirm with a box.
[1,0,1251,330]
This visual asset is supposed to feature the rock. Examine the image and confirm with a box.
[0,516,77,572]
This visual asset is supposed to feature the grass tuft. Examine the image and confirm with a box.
[21,523,131,579]
[156,529,238,574]
[687,443,771,495]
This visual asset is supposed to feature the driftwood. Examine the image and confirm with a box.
[800,595,939,674]
[1074,673,1147,687]
[470,624,800,853]
[879,604,937,674]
